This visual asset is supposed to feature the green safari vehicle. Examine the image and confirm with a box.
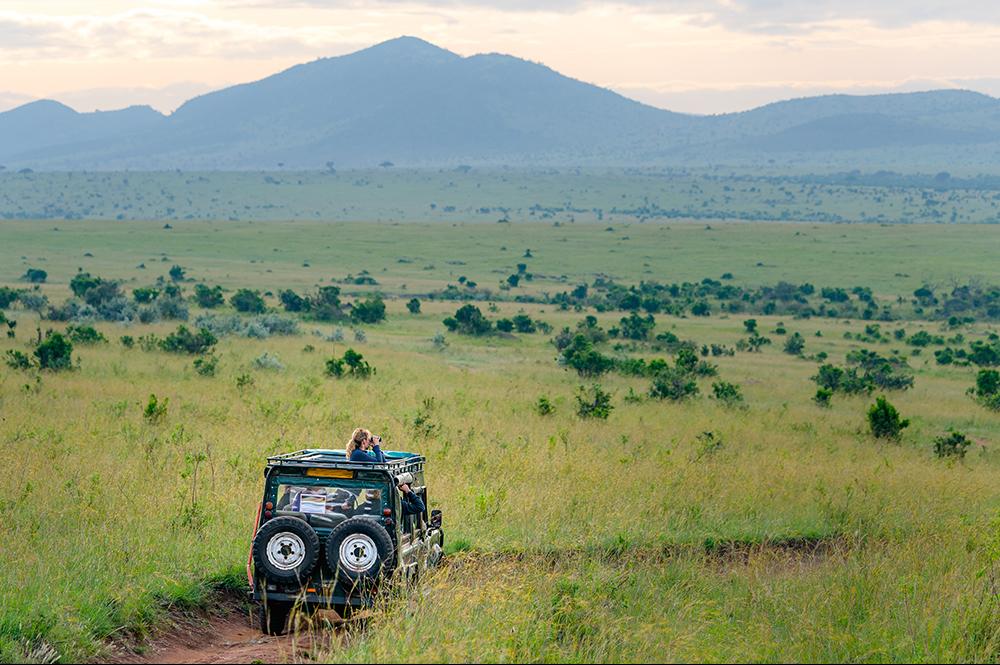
[247,449,444,634]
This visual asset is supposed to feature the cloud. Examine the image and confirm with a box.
[238,0,1000,32]
[0,8,361,61]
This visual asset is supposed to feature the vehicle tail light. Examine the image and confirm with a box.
[265,501,273,510]
[264,510,273,519]
[383,508,392,516]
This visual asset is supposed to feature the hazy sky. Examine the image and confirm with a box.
[2,1,1000,115]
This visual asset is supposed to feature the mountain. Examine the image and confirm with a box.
[2,36,1000,171]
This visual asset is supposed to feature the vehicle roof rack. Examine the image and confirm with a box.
[266,448,424,473]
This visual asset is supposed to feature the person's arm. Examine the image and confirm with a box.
[350,448,378,462]
[401,488,425,515]
[372,444,386,463]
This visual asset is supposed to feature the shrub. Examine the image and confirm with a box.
[35,331,74,371]
[279,289,306,312]
[193,314,298,338]
[711,381,744,405]
[496,318,514,333]
[69,272,103,298]
[783,332,805,356]
[650,367,699,401]
[933,430,972,459]
[512,314,538,334]
[407,298,421,314]
[743,319,758,333]
[236,373,255,391]
[5,349,33,370]
[0,286,20,308]
[575,384,613,419]
[193,354,218,377]
[143,394,168,424]
[253,352,285,371]
[814,387,833,407]
[194,284,224,308]
[432,332,448,351]
[350,296,386,324]
[307,286,347,321]
[326,348,373,378]
[535,396,555,416]
[21,268,46,283]
[618,312,655,340]
[159,326,217,355]
[20,292,49,314]
[120,335,134,349]
[169,265,186,282]
[66,324,107,344]
[132,287,159,303]
[972,369,1000,410]
[230,289,266,314]
[560,335,614,377]
[443,304,492,336]
[867,396,910,440]
[154,296,189,321]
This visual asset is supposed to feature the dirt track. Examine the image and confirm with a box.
[106,604,343,664]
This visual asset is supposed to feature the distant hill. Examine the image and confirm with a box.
[2,36,1000,171]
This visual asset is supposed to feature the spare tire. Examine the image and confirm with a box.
[252,516,320,584]
[325,517,394,587]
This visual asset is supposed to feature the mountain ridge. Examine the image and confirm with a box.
[2,36,999,171]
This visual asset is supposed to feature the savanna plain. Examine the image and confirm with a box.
[1,215,999,663]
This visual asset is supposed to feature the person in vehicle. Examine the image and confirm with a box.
[346,427,386,463]
[398,480,425,516]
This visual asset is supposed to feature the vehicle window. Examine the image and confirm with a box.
[276,484,383,517]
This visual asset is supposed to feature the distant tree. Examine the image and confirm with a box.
[0,287,21,308]
[443,304,492,336]
[618,312,655,341]
[169,265,186,282]
[867,396,909,440]
[279,289,306,313]
[406,298,421,314]
[230,289,266,314]
[194,284,224,309]
[743,319,758,333]
[133,287,159,304]
[159,325,217,355]
[506,274,520,288]
[576,384,613,419]
[35,331,74,371]
[783,332,805,355]
[307,286,346,321]
[70,272,103,298]
[21,268,46,283]
[350,295,386,324]
[496,318,514,333]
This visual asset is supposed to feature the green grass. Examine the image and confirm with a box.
[0,219,998,662]
[3,168,1000,223]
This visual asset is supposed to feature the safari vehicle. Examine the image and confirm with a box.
[247,449,444,635]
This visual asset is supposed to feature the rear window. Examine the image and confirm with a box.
[274,482,385,518]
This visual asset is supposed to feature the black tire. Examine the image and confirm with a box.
[325,517,395,588]
[259,600,291,636]
[252,516,320,584]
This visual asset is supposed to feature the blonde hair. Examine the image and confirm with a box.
[346,427,371,458]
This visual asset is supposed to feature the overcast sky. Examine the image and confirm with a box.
[2,1,1000,115]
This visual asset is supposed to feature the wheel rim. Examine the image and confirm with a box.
[339,534,378,573]
[266,532,306,571]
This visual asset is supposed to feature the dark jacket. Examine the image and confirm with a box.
[349,444,386,463]
[400,490,425,516]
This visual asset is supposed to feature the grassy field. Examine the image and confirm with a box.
[3,168,1000,224]
[0,219,999,663]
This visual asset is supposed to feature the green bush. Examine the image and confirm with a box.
[560,335,614,377]
[143,394,168,424]
[783,332,805,355]
[120,335,134,349]
[933,430,972,459]
[5,349,33,370]
[21,268,46,283]
[159,326,218,355]
[350,295,386,324]
[194,284,224,308]
[0,286,20,308]
[535,396,555,416]
[649,367,699,401]
[230,288,265,314]
[66,325,107,345]
[575,384,613,419]
[69,272,103,298]
[711,381,744,405]
[496,318,514,333]
[443,304,492,336]
[132,287,159,303]
[325,348,373,378]
[972,369,1000,410]
[279,289,306,312]
[867,396,910,440]
[193,354,219,377]
[814,387,833,407]
[34,332,74,371]
[406,298,421,314]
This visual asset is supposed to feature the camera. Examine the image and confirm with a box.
[395,472,414,486]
